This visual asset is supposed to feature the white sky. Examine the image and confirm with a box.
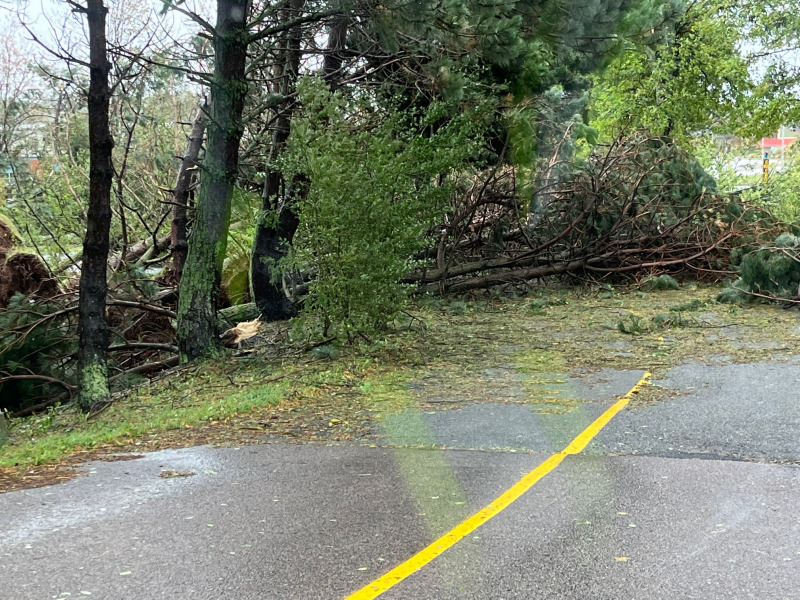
[2,0,214,67]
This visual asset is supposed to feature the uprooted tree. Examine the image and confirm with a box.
[405,135,758,295]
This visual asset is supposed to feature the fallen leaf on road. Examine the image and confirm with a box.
[159,470,194,478]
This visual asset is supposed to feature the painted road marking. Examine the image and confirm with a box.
[345,371,652,600]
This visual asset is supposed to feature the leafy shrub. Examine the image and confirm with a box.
[280,77,490,338]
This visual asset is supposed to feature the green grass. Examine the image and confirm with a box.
[1,378,283,468]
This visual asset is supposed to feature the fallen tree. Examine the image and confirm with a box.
[4,134,796,415]
[408,134,787,294]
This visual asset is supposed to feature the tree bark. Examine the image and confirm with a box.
[177,0,250,361]
[170,98,209,282]
[77,0,114,411]
[322,10,348,87]
[250,1,350,321]
[250,0,306,321]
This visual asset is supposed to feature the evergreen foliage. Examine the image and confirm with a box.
[0,295,76,412]
[643,274,681,291]
[718,233,800,303]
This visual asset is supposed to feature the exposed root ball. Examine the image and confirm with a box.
[0,253,60,308]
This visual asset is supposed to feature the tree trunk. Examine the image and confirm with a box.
[170,98,208,282]
[176,0,250,361]
[322,10,348,87]
[77,0,113,412]
[251,1,351,321]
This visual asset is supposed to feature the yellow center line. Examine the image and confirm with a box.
[345,371,652,600]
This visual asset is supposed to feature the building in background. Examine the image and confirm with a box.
[762,125,800,156]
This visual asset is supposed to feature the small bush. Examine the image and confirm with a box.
[642,274,680,291]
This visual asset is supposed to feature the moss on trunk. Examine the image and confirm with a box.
[78,358,110,409]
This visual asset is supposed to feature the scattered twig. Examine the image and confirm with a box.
[108,342,179,353]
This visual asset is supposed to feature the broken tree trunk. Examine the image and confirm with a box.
[250,0,305,322]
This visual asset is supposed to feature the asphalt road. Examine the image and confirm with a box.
[2,361,800,600]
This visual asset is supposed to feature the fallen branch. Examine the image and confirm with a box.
[736,287,800,305]
[107,299,177,319]
[110,355,180,379]
[108,342,179,353]
[8,392,71,418]
[7,357,180,418]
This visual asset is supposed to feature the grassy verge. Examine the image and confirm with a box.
[2,366,285,468]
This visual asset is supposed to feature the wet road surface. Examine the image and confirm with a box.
[2,361,800,599]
